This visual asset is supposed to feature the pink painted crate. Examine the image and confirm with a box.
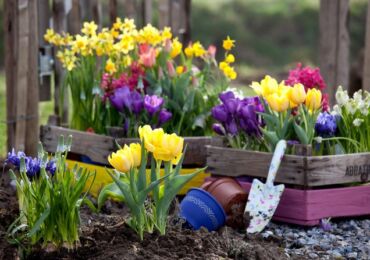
[207,177,370,226]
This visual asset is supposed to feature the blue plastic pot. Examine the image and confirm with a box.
[180,188,226,231]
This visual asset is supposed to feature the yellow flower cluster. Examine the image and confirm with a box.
[139,125,183,164]
[251,75,322,112]
[219,36,237,80]
[108,143,141,173]
[184,41,206,58]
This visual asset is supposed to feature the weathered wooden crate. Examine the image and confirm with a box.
[41,125,220,167]
[206,142,370,225]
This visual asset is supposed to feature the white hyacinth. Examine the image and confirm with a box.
[358,101,369,116]
[333,104,341,115]
[345,99,358,115]
[353,118,364,127]
[353,90,364,104]
[335,86,349,107]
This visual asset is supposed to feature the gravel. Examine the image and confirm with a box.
[262,218,370,260]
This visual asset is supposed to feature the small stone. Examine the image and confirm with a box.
[347,252,357,259]
[298,238,306,246]
[332,250,342,258]
[308,252,318,259]
[298,231,306,237]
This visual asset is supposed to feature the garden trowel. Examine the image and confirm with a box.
[244,140,287,233]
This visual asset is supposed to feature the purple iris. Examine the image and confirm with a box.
[211,91,264,138]
[212,123,226,135]
[144,95,164,116]
[219,91,235,103]
[211,105,228,123]
[158,109,172,126]
[131,91,144,115]
[315,112,337,137]
[109,86,132,112]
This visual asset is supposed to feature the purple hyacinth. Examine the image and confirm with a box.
[158,109,172,126]
[25,157,42,178]
[46,159,57,176]
[6,149,26,168]
[130,91,144,115]
[315,112,337,137]
[144,95,164,116]
[109,86,132,112]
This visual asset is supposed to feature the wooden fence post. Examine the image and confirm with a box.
[363,1,370,92]
[158,0,170,28]
[142,0,152,24]
[67,0,82,35]
[109,0,118,25]
[52,0,69,125]
[319,0,350,105]
[5,0,39,155]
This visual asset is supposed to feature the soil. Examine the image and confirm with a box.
[0,160,304,260]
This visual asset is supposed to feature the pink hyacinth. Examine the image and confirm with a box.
[285,63,327,91]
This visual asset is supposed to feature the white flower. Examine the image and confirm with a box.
[345,100,358,115]
[353,118,364,127]
[358,101,369,116]
[226,87,244,99]
[353,90,364,104]
[314,136,323,144]
[333,104,341,115]
[335,86,349,107]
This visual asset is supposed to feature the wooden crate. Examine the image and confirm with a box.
[207,144,370,187]
[206,142,370,225]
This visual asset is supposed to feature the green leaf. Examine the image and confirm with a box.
[137,142,147,192]
[294,122,309,145]
[150,156,159,204]
[261,129,279,149]
[27,207,50,237]
[98,182,125,210]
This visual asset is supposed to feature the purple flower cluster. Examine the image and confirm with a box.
[109,87,172,126]
[315,112,337,137]
[211,91,264,137]
[6,149,56,179]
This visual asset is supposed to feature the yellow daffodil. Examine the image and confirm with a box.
[44,29,57,43]
[108,145,134,173]
[288,83,306,105]
[192,41,206,57]
[225,54,235,63]
[129,143,142,168]
[222,65,237,80]
[105,58,117,74]
[161,27,172,41]
[305,88,322,111]
[81,21,98,36]
[123,18,136,33]
[113,17,123,31]
[219,61,228,70]
[266,92,290,112]
[223,36,235,51]
[184,44,194,58]
[170,38,182,58]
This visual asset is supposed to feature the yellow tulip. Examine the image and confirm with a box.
[266,93,290,112]
[253,75,278,98]
[289,83,306,105]
[129,143,142,168]
[108,145,134,173]
[138,125,165,153]
[305,88,322,111]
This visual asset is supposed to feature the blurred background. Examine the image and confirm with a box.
[0,0,368,156]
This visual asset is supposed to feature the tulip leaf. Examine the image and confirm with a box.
[150,156,159,204]
[98,182,125,210]
[107,169,139,216]
[294,122,309,145]
[261,129,279,150]
[137,142,147,192]
[137,173,171,206]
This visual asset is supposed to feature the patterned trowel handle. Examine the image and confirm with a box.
[266,140,287,186]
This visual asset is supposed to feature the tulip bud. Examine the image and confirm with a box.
[166,61,176,78]
[289,83,306,104]
[305,88,322,111]
[207,45,216,59]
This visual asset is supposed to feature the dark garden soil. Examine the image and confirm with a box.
[0,160,305,260]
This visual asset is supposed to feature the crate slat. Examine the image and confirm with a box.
[206,145,306,185]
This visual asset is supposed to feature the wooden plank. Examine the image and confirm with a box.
[206,146,306,185]
[25,0,40,156]
[124,0,137,20]
[319,0,349,105]
[306,153,370,186]
[14,0,30,152]
[158,0,170,28]
[38,0,52,101]
[40,125,213,166]
[4,0,18,152]
[142,0,152,24]
[67,0,81,35]
[109,0,118,26]
[363,0,370,92]
[182,0,191,45]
